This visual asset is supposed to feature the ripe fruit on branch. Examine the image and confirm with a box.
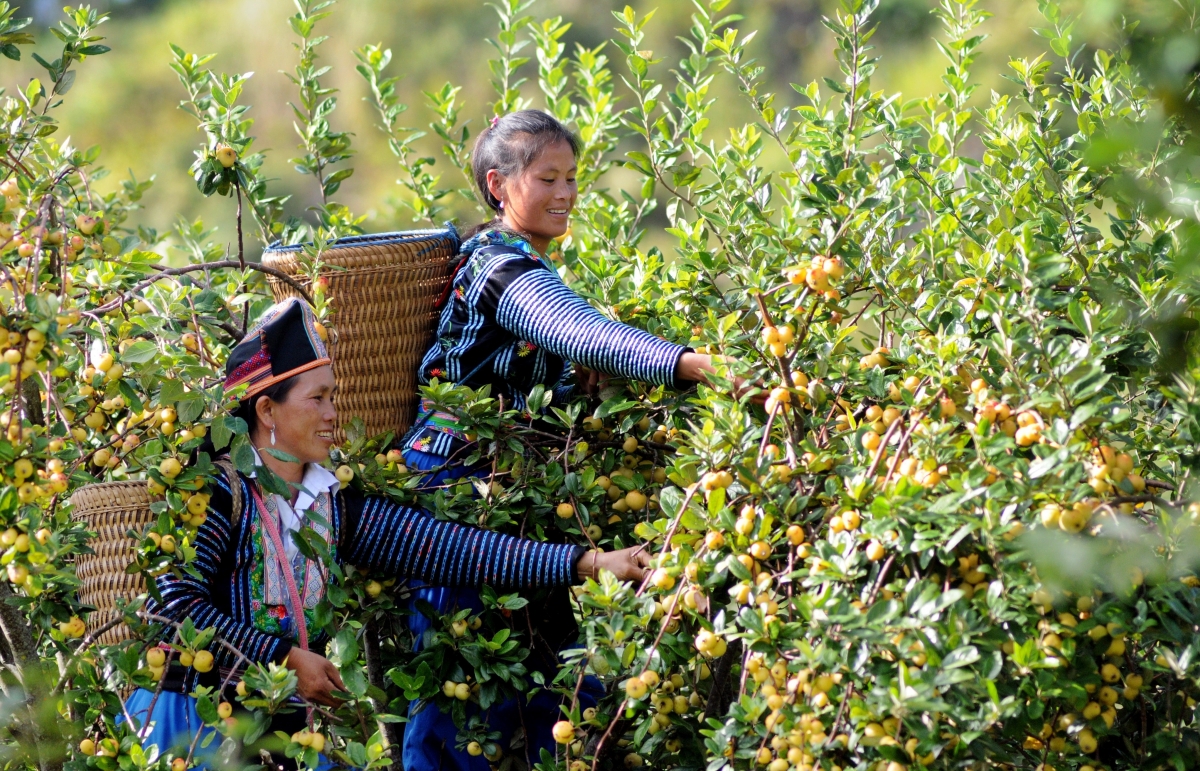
[214,145,238,168]
[335,465,355,483]
[159,458,182,479]
[192,650,214,673]
[552,721,576,744]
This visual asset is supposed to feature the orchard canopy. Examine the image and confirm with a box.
[4,0,1200,770]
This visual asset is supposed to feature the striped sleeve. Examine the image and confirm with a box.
[341,491,585,589]
[491,262,688,386]
[145,471,290,669]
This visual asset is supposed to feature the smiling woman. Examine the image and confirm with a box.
[398,109,731,771]
[122,298,650,770]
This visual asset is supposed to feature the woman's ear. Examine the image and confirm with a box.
[255,396,274,434]
[486,169,507,206]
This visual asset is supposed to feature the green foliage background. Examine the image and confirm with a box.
[4,0,1061,249]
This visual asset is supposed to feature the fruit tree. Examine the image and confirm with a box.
[2,1,1200,771]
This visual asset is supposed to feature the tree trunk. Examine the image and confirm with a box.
[363,617,404,771]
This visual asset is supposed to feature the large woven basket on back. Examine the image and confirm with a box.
[71,481,155,646]
[262,227,460,441]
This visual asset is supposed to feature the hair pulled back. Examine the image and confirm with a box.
[472,109,580,214]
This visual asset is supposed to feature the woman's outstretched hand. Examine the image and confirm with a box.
[575,364,609,396]
[576,546,651,583]
[284,647,346,707]
[677,352,768,404]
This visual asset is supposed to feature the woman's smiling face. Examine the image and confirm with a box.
[255,365,337,465]
[487,137,577,253]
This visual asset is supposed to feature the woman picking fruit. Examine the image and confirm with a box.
[123,298,649,769]
[399,109,719,771]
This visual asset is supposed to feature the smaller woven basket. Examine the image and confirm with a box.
[262,227,460,442]
[71,481,155,646]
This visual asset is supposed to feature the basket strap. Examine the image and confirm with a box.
[247,483,309,652]
[212,458,243,517]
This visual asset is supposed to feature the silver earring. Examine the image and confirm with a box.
[499,200,504,209]
[270,427,276,446]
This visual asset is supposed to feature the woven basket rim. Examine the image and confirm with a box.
[264,225,460,256]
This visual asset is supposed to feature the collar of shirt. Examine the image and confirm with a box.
[247,447,341,563]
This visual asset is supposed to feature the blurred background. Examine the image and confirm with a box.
[0,0,1137,252]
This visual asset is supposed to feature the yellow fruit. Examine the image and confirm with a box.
[625,677,648,699]
[217,702,233,719]
[467,742,483,756]
[335,465,354,483]
[308,733,325,753]
[625,490,647,510]
[214,145,238,168]
[366,580,383,598]
[192,650,214,673]
[454,683,470,700]
[79,739,96,756]
[552,720,576,744]
[556,502,575,519]
[866,541,886,561]
[1078,728,1097,753]
[236,680,249,697]
[178,651,194,668]
[146,648,166,667]
[159,458,182,479]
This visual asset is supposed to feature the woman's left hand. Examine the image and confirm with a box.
[677,352,768,404]
[575,364,607,396]
[577,546,650,583]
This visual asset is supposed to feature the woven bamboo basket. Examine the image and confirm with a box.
[262,227,460,441]
[70,481,156,646]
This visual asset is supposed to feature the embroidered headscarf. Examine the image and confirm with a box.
[224,298,330,400]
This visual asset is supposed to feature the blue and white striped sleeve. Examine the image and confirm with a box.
[492,263,688,386]
[343,492,586,588]
[147,471,290,669]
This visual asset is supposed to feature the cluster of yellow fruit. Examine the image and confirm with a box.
[1086,445,1144,497]
[77,737,120,759]
[3,452,66,503]
[598,466,656,515]
[948,552,992,600]
[743,655,849,770]
[763,369,822,416]
[176,648,215,673]
[692,629,728,658]
[371,448,409,475]
[622,669,703,736]
[4,526,52,586]
[441,677,479,702]
[700,468,734,495]
[0,325,47,384]
[289,730,326,753]
[1039,499,1096,534]
[785,255,845,301]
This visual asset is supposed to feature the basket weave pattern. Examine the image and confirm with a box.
[262,229,459,440]
[71,482,155,646]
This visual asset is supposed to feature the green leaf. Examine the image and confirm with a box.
[120,340,159,365]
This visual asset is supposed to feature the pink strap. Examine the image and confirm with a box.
[249,483,309,651]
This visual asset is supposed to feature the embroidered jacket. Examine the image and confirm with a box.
[410,229,689,455]
[148,465,585,692]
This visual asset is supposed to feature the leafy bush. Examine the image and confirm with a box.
[2,1,1200,770]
